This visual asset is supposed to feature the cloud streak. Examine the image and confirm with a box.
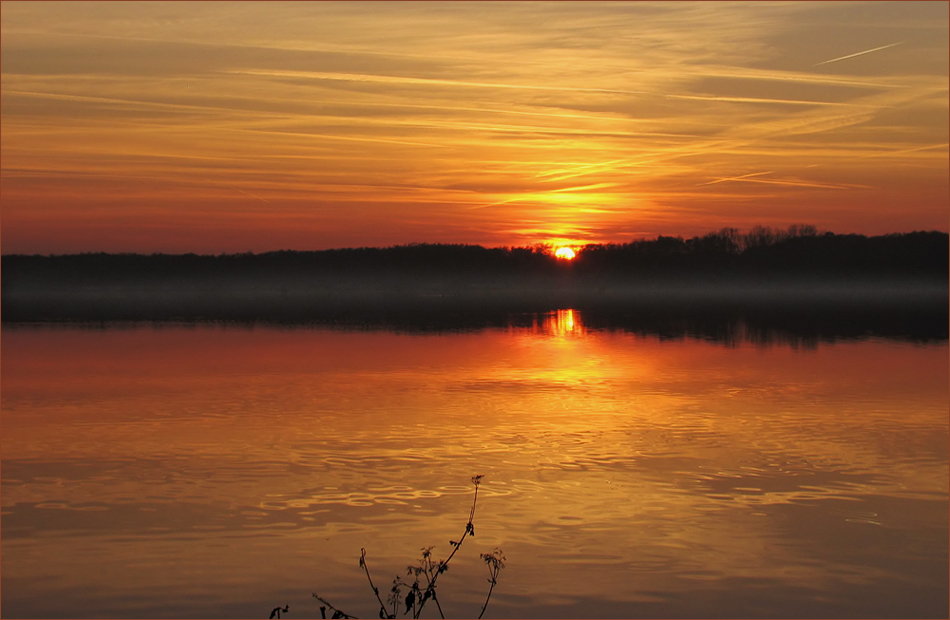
[228,68,650,97]
[1,1,946,253]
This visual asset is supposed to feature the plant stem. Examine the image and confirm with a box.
[477,579,497,619]
[431,591,445,619]
[311,594,355,619]
[359,548,389,618]
[412,476,482,618]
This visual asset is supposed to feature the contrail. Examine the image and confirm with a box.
[236,188,272,205]
[698,171,774,186]
[813,42,903,66]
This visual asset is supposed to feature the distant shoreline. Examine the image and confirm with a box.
[3,230,946,324]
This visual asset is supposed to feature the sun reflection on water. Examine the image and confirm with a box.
[524,308,586,338]
[1,323,946,619]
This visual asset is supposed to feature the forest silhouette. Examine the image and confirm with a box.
[3,226,947,338]
[4,226,947,280]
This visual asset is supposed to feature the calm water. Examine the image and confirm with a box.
[2,311,947,618]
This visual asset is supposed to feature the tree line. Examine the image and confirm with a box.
[2,226,947,284]
[576,226,947,277]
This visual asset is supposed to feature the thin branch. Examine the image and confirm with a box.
[477,580,496,620]
[437,475,483,572]
[468,475,482,526]
[311,593,356,619]
[359,548,390,617]
[412,475,483,618]
[313,476,495,620]
[477,549,505,620]
[430,590,446,619]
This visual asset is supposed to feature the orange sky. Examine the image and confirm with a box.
[1,1,947,254]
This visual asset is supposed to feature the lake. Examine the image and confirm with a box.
[2,311,947,618]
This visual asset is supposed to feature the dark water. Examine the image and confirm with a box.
[1,311,947,618]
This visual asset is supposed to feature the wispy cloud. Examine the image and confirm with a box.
[1,1,946,252]
[228,69,649,96]
[666,93,882,107]
[701,172,871,190]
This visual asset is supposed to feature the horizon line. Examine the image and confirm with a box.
[3,228,948,258]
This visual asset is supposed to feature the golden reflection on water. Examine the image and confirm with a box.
[537,308,584,338]
[1,315,947,618]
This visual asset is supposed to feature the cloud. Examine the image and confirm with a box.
[1,1,946,252]
[228,68,649,97]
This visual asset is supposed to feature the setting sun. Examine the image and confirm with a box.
[554,247,576,261]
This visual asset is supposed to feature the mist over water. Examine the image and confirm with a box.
[2,313,947,618]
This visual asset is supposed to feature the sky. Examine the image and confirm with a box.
[1,1,947,254]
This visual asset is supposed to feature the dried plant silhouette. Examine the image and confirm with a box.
[312,475,504,619]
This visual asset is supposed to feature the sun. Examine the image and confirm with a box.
[554,247,576,260]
